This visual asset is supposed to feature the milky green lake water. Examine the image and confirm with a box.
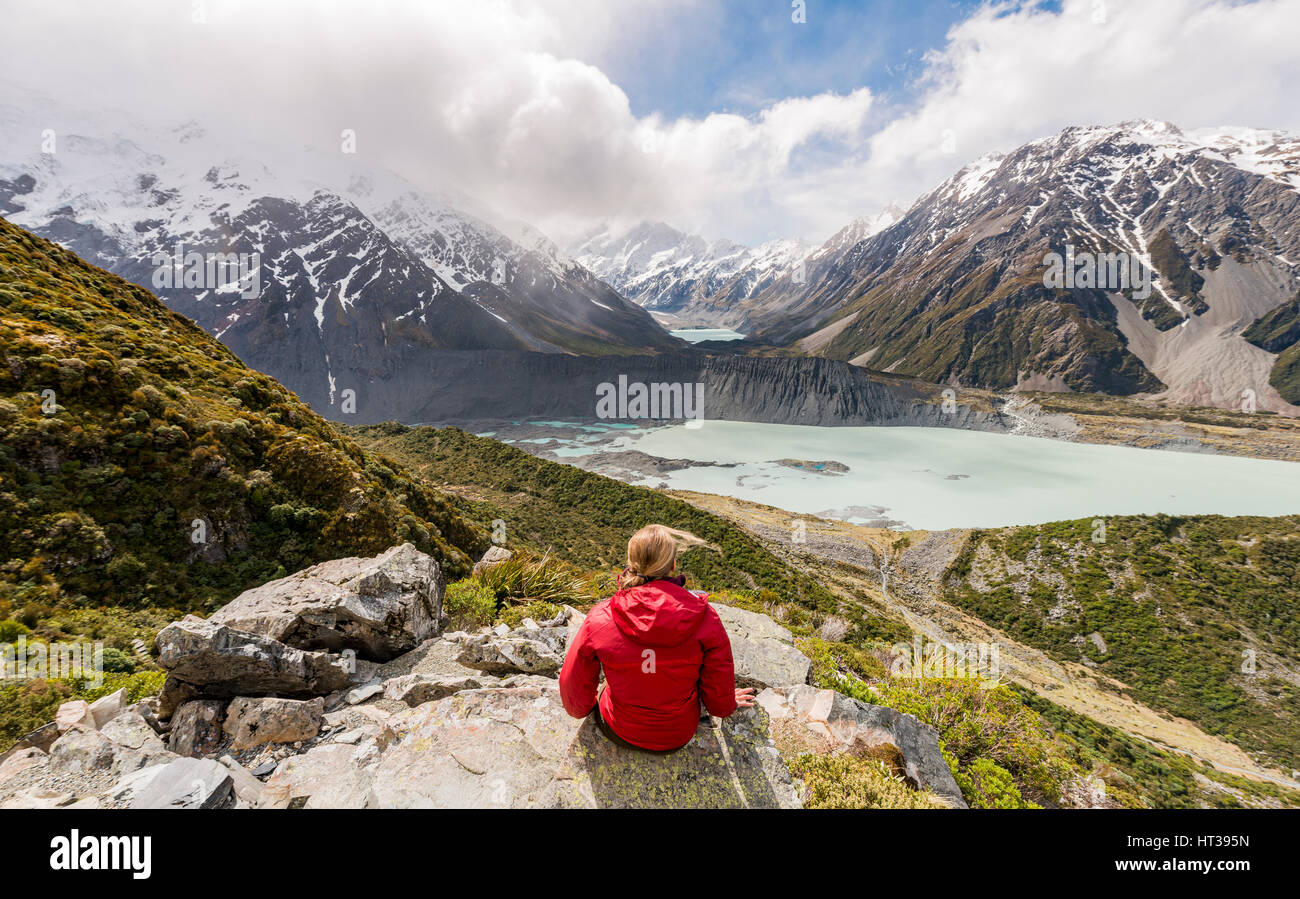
[569,421,1300,530]
[668,328,746,343]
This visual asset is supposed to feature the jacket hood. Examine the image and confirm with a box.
[609,579,709,648]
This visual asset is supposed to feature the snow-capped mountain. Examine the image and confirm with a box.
[570,221,814,328]
[743,120,1300,412]
[0,98,679,416]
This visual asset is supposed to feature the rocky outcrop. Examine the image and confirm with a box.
[364,679,801,809]
[4,546,967,811]
[455,632,564,676]
[712,604,813,689]
[156,616,354,699]
[210,543,445,661]
[758,684,968,809]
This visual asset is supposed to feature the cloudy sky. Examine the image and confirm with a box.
[3,0,1299,246]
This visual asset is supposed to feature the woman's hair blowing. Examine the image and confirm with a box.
[620,524,678,589]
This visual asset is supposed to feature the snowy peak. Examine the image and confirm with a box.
[569,220,812,326]
[737,118,1300,413]
[0,98,679,420]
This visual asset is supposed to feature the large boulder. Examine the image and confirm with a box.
[455,634,563,677]
[757,684,968,809]
[366,679,801,809]
[167,700,227,757]
[99,711,174,771]
[48,727,118,776]
[128,757,233,809]
[712,603,812,689]
[210,543,444,661]
[224,697,324,750]
[260,741,384,809]
[155,615,353,698]
[382,673,501,706]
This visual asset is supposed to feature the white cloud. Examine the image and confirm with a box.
[840,0,1300,235]
[1,0,1297,247]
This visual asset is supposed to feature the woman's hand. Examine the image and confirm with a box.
[734,687,755,708]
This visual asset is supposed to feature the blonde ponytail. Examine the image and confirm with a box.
[619,524,678,590]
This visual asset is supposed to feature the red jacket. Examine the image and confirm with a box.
[559,579,738,751]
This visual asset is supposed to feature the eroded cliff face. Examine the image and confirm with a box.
[309,349,1007,431]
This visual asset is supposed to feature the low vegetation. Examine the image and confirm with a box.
[0,219,486,636]
[943,515,1300,770]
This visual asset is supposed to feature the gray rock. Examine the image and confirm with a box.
[367,679,801,809]
[344,682,383,705]
[713,603,812,689]
[209,543,445,661]
[100,711,167,753]
[167,700,226,758]
[259,742,381,809]
[472,545,513,576]
[129,757,233,809]
[100,711,174,772]
[123,700,167,736]
[0,747,48,786]
[218,755,265,805]
[0,722,59,762]
[55,700,93,732]
[104,764,170,805]
[382,673,500,706]
[155,615,352,698]
[88,688,129,728]
[455,634,563,677]
[49,727,118,776]
[757,684,968,808]
[224,697,324,750]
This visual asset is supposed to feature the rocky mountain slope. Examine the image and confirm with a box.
[737,121,1300,413]
[0,100,681,416]
[0,217,486,614]
[570,221,814,329]
[312,349,1003,427]
[570,209,903,331]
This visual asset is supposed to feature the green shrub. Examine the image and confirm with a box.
[789,754,946,809]
[0,619,30,642]
[443,579,498,630]
[498,601,563,629]
[951,756,1039,809]
[473,552,585,606]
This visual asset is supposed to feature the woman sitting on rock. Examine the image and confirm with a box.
[559,523,754,752]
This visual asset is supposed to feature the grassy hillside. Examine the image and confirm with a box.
[0,217,487,631]
[942,515,1300,769]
